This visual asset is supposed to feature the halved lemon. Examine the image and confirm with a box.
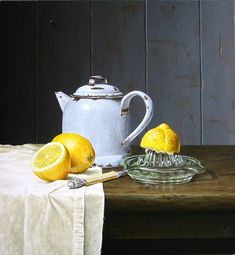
[140,123,180,154]
[31,142,71,181]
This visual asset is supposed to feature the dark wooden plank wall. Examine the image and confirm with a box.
[37,2,91,143]
[148,1,201,145]
[1,2,36,144]
[92,1,146,144]
[202,1,235,145]
[1,0,235,145]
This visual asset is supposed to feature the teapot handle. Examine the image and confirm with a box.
[120,91,154,145]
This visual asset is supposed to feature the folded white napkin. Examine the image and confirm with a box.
[0,144,104,255]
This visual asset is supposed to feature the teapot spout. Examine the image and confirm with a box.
[55,92,71,112]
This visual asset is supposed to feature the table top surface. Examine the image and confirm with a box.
[103,146,235,212]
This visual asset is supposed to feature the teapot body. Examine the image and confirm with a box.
[55,76,154,167]
[62,98,130,167]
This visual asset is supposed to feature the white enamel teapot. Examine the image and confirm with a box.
[55,75,153,167]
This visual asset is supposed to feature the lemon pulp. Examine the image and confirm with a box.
[34,144,62,167]
[31,142,71,181]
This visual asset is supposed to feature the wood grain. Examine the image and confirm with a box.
[201,1,235,144]
[1,3,36,144]
[103,211,235,239]
[1,1,235,146]
[92,1,146,145]
[102,238,235,255]
[37,2,90,143]
[103,146,235,239]
[147,1,201,145]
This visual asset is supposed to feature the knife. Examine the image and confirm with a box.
[67,170,127,189]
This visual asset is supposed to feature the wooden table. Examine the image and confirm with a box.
[102,146,235,254]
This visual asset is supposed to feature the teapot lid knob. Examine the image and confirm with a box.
[73,75,123,99]
[89,75,108,86]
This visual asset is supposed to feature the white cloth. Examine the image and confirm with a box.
[0,144,104,255]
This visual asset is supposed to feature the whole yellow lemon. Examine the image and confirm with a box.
[52,133,95,173]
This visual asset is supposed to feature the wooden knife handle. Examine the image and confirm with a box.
[85,171,120,186]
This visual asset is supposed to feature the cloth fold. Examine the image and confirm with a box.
[0,144,104,255]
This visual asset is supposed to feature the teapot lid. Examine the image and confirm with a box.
[73,76,123,99]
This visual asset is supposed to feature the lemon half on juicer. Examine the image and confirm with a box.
[140,123,180,155]
[138,123,181,167]
[121,123,205,185]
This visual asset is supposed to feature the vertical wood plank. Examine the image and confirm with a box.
[37,2,91,143]
[148,1,201,145]
[92,0,146,145]
[202,1,235,145]
[1,2,36,144]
